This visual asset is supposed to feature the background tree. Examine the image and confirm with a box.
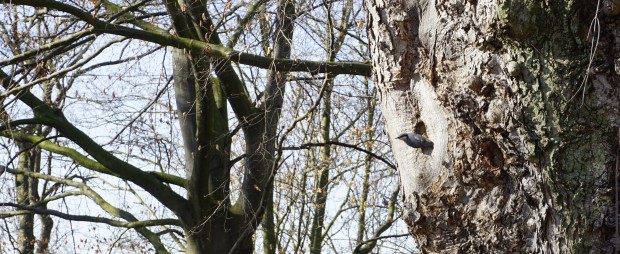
[365,0,618,252]
[0,0,413,253]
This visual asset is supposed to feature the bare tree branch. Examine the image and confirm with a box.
[1,0,371,77]
[0,203,181,228]
[284,141,397,170]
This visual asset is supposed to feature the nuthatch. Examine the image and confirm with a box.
[396,132,434,149]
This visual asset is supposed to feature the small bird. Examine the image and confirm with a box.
[396,132,434,149]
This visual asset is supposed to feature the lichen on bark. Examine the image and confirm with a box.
[367,0,617,252]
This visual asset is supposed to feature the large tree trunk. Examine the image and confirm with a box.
[366,0,618,252]
[169,0,295,252]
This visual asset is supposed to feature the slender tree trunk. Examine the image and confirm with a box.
[309,78,333,254]
[355,79,376,253]
[262,190,277,254]
[294,144,314,254]
[366,0,617,252]
[261,1,297,253]
[15,145,36,254]
[36,213,53,254]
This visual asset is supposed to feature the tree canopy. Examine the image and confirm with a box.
[0,0,415,253]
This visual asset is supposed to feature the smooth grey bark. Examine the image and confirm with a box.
[366,0,617,252]
[172,49,197,180]
[169,0,294,252]
[261,1,296,253]
[171,49,237,254]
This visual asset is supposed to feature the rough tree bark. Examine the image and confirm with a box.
[366,0,618,252]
